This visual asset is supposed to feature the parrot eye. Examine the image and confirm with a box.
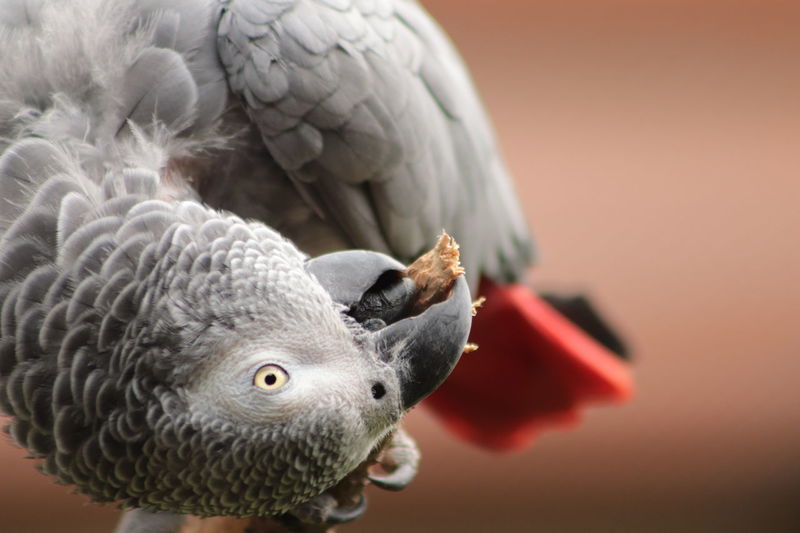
[253,364,289,390]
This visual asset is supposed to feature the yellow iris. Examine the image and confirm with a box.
[253,364,289,390]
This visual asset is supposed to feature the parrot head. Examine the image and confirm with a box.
[42,221,471,517]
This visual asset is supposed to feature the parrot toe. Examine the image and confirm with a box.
[285,491,368,527]
[324,494,368,525]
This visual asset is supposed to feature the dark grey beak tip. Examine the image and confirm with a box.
[376,275,472,410]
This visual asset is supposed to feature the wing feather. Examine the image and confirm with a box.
[216,0,534,286]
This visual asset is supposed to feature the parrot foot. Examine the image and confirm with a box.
[368,428,420,491]
[278,428,418,530]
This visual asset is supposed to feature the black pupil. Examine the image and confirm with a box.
[264,373,277,386]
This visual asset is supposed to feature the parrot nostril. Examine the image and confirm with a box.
[371,382,386,400]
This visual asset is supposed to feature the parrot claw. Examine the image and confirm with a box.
[368,428,420,491]
[323,494,368,524]
[286,491,367,527]
[368,460,417,491]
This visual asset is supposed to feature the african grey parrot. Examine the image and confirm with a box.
[0,0,632,530]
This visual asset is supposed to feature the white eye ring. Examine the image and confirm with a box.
[253,364,289,391]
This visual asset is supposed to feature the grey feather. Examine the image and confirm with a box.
[39,299,68,352]
[0,139,70,228]
[0,238,51,282]
[57,193,93,249]
[3,207,58,249]
[15,265,56,317]
[282,2,340,55]
[121,48,199,133]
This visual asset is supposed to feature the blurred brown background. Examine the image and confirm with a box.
[2,0,799,531]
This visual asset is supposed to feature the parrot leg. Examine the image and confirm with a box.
[367,428,420,491]
[113,509,186,533]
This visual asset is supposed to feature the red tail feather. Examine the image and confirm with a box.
[424,278,633,451]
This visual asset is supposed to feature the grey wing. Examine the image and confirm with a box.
[215,0,534,287]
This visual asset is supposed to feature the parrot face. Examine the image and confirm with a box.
[168,268,407,516]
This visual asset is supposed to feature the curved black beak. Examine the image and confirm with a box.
[307,250,472,410]
[371,275,471,408]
